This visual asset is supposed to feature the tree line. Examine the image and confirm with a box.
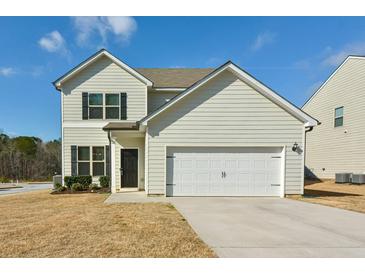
[0,132,61,182]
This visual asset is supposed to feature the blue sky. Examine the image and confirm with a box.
[1,16,365,141]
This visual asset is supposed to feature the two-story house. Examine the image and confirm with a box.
[53,49,317,196]
[303,55,365,179]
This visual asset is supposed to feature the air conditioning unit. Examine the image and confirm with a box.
[335,173,352,183]
[351,174,365,185]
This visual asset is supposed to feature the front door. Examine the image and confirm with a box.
[120,149,138,188]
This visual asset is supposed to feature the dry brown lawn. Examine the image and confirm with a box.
[290,179,365,214]
[0,191,215,258]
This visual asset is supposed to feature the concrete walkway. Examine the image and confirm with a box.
[105,193,365,258]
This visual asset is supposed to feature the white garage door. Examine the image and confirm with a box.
[166,147,283,197]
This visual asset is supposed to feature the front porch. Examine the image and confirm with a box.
[104,122,146,193]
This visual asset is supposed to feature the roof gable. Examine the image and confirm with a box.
[140,61,318,127]
[53,49,153,90]
[302,55,365,109]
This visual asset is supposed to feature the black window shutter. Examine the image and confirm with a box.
[71,145,77,176]
[120,93,127,120]
[105,145,110,176]
[82,92,89,120]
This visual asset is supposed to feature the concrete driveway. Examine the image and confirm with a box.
[0,183,52,196]
[171,197,365,258]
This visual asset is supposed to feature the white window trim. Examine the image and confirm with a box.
[88,93,104,120]
[92,146,106,177]
[105,94,120,120]
[88,93,121,120]
[334,106,344,127]
[77,146,106,177]
[77,146,91,176]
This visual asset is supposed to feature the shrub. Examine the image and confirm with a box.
[64,176,75,188]
[99,176,110,188]
[89,183,101,191]
[53,182,62,190]
[71,183,84,192]
[77,175,92,188]
[56,186,67,192]
[64,176,92,189]
[0,176,10,183]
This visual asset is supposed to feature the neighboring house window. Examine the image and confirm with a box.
[78,146,90,175]
[76,146,105,176]
[334,107,344,127]
[92,146,105,176]
[105,94,120,119]
[89,93,103,119]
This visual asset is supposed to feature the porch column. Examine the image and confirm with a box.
[111,142,116,193]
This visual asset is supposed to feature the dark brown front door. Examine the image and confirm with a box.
[120,149,138,188]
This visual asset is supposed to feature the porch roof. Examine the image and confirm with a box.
[102,122,139,131]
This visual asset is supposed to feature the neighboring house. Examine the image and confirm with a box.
[303,55,365,179]
[53,49,317,197]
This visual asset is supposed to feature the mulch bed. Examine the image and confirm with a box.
[50,188,110,195]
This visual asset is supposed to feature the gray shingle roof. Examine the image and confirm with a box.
[135,68,215,88]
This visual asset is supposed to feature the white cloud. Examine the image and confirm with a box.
[72,16,137,48]
[251,31,277,51]
[321,41,365,67]
[0,67,15,77]
[38,31,67,54]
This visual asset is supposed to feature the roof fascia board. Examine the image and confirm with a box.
[53,50,153,89]
[152,88,186,92]
[141,61,317,126]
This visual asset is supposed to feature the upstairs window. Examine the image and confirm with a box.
[89,93,103,119]
[334,107,344,127]
[83,93,121,120]
[105,94,120,119]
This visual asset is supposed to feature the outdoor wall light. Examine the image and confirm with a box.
[292,142,298,152]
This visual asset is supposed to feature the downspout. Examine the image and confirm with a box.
[304,126,314,179]
[107,129,112,193]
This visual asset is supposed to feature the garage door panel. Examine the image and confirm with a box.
[167,147,282,197]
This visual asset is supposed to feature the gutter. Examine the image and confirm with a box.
[107,129,112,193]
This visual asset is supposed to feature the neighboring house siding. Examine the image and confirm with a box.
[63,127,109,183]
[146,70,305,195]
[62,55,147,122]
[303,58,365,179]
[148,91,179,113]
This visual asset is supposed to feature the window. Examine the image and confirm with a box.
[334,107,344,127]
[86,93,121,119]
[89,93,103,119]
[78,147,90,175]
[92,147,105,176]
[77,146,105,176]
[105,94,120,119]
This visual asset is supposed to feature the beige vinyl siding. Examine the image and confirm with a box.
[148,91,179,113]
[303,58,365,179]
[63,127,109,183]
[113,136,145,192]
[147,70,305,195]
[62,55,147,122]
